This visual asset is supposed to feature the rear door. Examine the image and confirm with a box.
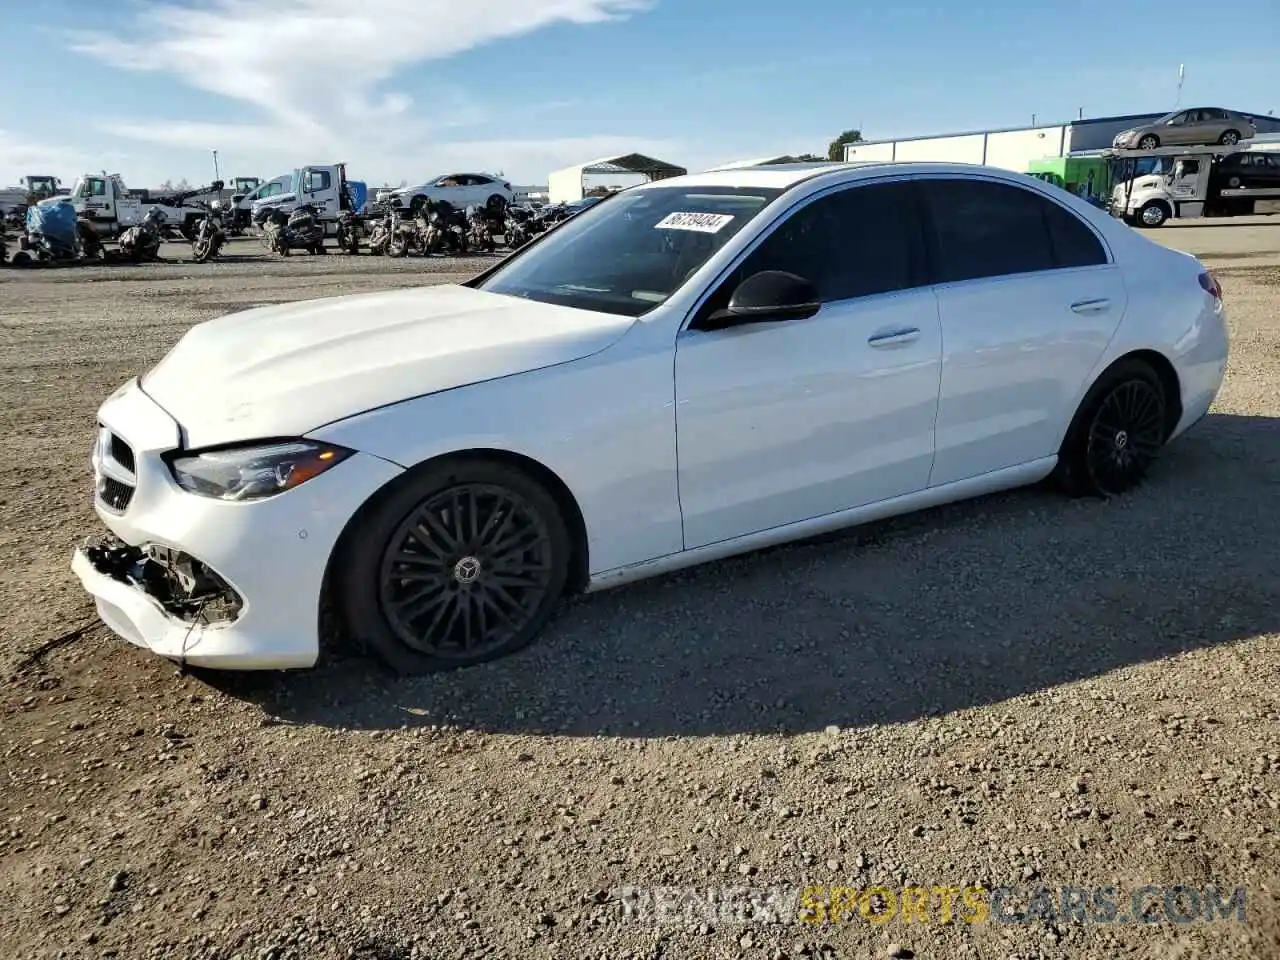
[918,177,1127,487]
[1197,107,1229,142]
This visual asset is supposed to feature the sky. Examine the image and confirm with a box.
[1,0,1277,189]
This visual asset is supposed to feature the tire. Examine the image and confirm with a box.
[386,235,407,258]
[336,457,573,674]
[1227,176,1242,188]
[1137,134,1160,149]
[1135,201,1169,228]
[409,195,429,216]
[1218,129,1240,145]
[485,194,508,216]
[1053,358,1167,498]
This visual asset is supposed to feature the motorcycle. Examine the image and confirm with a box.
[259,204,326,256]
[335,210,361,255]
[76,217,104,259]
[118,207,166,262]
[503,205,535,251]
[432,202,470,255]
[207,199,243,237]
[465,205,497,254]
[385,207,428,258]
[365,208,396,256]
[191,214,225,263]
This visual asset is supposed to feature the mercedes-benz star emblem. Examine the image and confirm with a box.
[1114,430,1129,450]
[453,556,482,584]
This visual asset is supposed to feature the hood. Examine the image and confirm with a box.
[140,285,634,449]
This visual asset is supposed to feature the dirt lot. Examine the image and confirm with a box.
[1,224,1278,960]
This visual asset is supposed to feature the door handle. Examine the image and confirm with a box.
[868,328,921,347]
[1070,298,1111,314]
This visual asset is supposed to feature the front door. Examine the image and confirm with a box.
[79,177,112,224]
[916,177,1127,486]
[674,180,943,549]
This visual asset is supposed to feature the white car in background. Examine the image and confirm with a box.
[73,162,1228,674]
[376,172,513,213]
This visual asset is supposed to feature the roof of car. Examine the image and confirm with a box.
[645,160,1038,191]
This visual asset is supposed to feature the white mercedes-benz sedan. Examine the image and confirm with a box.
[72,161,1229,673]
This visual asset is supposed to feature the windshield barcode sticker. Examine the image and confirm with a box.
[655,212,735,233]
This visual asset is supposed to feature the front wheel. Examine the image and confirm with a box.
[1054,359,1167,498]
[1136,201,1169,228]
[336,458,572,674]
[1138,134,1160,149]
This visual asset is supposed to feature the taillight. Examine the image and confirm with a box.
[1198,271,1221,300]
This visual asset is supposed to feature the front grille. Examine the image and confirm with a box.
[109,434,135,473]
[99,476,134,512]
[94,424,137,515]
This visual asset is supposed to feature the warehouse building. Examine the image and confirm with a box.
[845,109,1280,171]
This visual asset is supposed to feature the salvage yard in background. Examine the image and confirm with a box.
[1,221,1278,958]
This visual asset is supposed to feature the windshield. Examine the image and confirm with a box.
[476,184,784,317]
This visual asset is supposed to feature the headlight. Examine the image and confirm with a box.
[167,440,354,501]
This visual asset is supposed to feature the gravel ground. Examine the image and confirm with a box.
[0,227,1277,960]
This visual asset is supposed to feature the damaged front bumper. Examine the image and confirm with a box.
[80,533,244,623]
[72,533,316,670]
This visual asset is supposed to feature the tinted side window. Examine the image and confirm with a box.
[920,179,1055,282]
[736,182,922,301]
[1041,199,1107,268]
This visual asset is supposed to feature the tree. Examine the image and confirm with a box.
[827,128,863,161]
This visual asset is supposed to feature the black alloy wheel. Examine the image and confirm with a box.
[378,483,555,658]
[1083,378,1166,495]
[1055,359,1168,498]
[338,458,572,674]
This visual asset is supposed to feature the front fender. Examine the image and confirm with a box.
[303,348,684,576]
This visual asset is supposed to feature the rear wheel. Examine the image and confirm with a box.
[1218,129,1240,145]
[1054,359,1167,498]
[336,458,572,674]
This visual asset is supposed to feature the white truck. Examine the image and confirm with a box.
[67,173,211,239]
[212,174,291,232]
[1108,145,1280,227]
[250,163,366,236]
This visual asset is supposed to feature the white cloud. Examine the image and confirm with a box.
[0,130,106,185]
[68,0,658,182]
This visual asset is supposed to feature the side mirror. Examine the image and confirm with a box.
[702,270,821,330]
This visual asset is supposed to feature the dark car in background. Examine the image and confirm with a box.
[1212,150,1280,189]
